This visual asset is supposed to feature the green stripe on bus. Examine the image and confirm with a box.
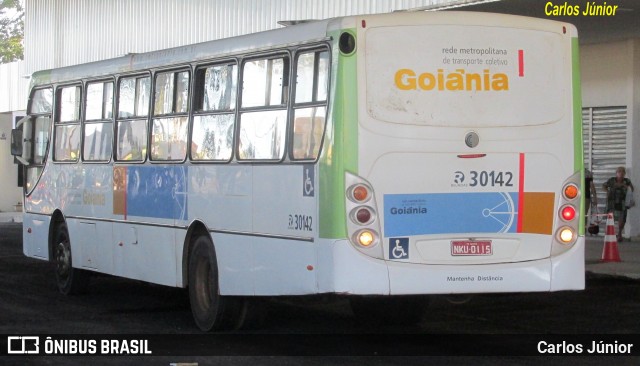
[319,29,359,239]
[572,37,585,236]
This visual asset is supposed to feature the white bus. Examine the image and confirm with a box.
[12,11,584,331]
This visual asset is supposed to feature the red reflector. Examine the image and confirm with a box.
[356,208,372,224]
[457,154,487,159]
[561,206,576,221]
[362,19,366,28]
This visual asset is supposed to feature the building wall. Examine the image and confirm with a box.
[0,61,29,113]
[23,0,458,75]
[581,39,640,238]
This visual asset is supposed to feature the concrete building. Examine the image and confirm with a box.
[0,0,639,236]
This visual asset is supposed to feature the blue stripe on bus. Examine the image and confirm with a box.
[126,166,188,220]
[383,192,519,237]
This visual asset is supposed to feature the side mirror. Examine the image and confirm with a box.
[11,128,23,156]
[11,116,31,166]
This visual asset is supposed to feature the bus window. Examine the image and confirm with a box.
[191,114,235,161]
[84,81,114,162]
[192,63,237,161]
[117,119,147,161]
[238,55,289,161]
[291,49,329,160]
[117,75,150,161]
[292,107,325,160]
[241,57,287,108]
[30,88,53,114]
[118,76,150,119]
[54,85,81,162]
[199,64,237,111]
[151,117,188,161]
[238,110,286,160]
[151,70,190,161]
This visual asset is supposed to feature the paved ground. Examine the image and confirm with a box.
[585,235,640,279]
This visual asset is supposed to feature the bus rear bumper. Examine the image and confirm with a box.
[323,237,585,295]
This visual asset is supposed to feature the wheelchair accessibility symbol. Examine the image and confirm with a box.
[303,165,314,197]
[389,238,409,260]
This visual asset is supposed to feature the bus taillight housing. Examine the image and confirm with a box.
[553,171,582,251]
[345,172,383,259]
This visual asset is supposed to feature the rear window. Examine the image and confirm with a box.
[365,25,566,127]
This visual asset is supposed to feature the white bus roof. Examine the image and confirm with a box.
[30,11,575,87]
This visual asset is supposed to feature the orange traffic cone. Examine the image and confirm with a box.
[601,213,621,262]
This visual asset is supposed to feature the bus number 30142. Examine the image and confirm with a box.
[469,171,514,187]
[288,214,313,231]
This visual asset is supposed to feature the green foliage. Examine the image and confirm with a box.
[0,0,24,63]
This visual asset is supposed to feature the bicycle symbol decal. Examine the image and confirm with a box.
[481,192,516,233]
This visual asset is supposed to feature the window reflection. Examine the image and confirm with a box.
[238,110,286,160]
[191,114,234,161]
[292,107,326,160]
[151,117,188,161]
[201,64,237,111]
[117,119,147,161]
[84,123,113,161]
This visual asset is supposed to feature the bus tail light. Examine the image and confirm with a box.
[353,207,373,224]
[557,227,575,243]
[563,184,579,200]
[560,205,576,221]
[345,172,383,259]
[349,184,370,203]
[553,171,582,251]
[355,230,376,247]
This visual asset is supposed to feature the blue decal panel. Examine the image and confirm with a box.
[384,192,518,237]
[127,166,188,220]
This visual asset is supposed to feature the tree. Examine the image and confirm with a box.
[0,0,24,63]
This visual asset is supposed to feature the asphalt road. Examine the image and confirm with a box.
[1,222,638,365]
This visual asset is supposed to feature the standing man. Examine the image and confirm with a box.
[603,167,634,242]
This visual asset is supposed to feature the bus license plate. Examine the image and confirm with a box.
[451,240,492,256]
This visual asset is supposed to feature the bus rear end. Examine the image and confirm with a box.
[336,12,583,295]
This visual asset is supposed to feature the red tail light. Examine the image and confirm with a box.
[356,208,372,224]
[561,205,576,221]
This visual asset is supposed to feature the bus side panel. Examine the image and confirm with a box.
[551,237,585,291]
[65,218,113,271]
[252,237,318,296]
[316,239,390,295]
[23,213,51,260]
[251,165,318,296]
[211,233,255,296]
[111,223,178,287]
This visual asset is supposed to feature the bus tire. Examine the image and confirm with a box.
[188,235,238,331]
[54,222,90,295]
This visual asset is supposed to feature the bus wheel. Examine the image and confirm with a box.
[350,296,428,326]
[54,222,90,295]
[188,235,239,331]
